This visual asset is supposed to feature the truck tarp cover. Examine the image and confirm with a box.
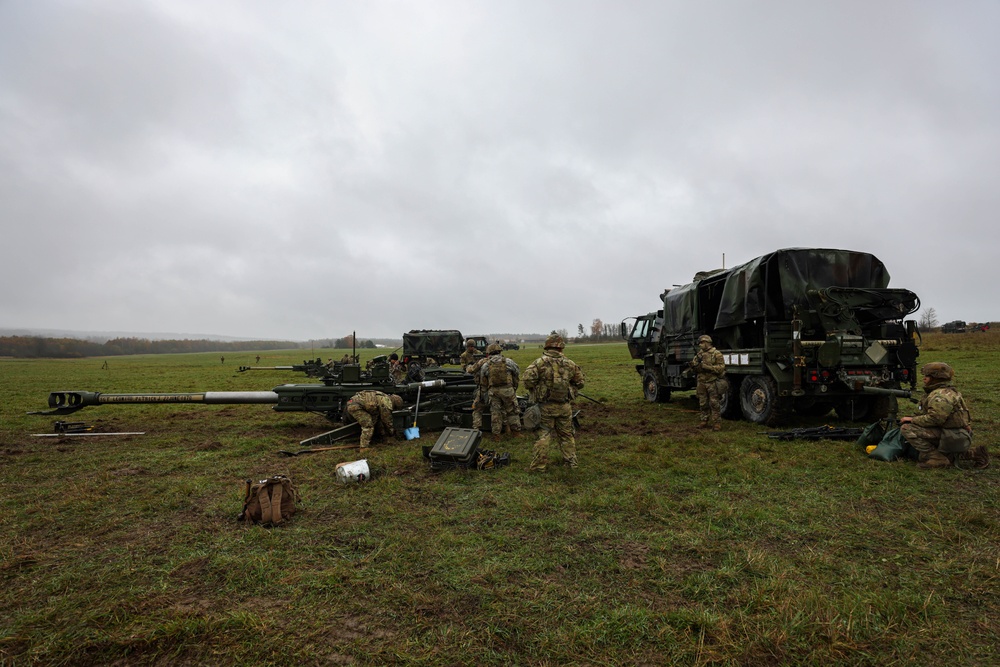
[711,249,890,329]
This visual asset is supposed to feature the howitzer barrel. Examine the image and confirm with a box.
[46,390,280,413]
[238,366,298,372]
[39,378,473,416]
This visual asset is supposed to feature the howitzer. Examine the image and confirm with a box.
[238,358,335,379]
[35,375,478,426]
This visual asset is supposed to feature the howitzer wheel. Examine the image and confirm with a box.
[642,370,669,403]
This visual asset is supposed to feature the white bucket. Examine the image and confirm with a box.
[335,459,370,484]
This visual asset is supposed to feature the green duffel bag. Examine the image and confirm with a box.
[868,428,910,462]
[857,421,886,450]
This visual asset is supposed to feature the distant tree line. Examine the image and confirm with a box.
[575,319,619,342]
[0,336,301,359]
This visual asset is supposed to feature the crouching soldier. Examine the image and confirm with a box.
[900,362,988,469]
[346,390,404,451]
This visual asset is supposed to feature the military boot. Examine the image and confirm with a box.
[917,450,952,469]
[697,422,709,429]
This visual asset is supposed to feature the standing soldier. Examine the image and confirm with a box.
[466,354,489,431]
[900,362,987,469]
[690,334,727,431]
[460,338,479,367]
[345,390,403,451]
[482,343,521,437]
[388,353,406,382]
[522,334,585,470]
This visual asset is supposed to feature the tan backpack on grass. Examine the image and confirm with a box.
[239,475,300,525]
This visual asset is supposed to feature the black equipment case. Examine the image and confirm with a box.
[424,427,482,470]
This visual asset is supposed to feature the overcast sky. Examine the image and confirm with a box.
[2,1,997,341]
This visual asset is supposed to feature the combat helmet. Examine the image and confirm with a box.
[698,335,713,345]
[544,333,565,350]
[390,394,404,409]
[921,362,954,382]
[466,338,476,348]
[486,343,502,355]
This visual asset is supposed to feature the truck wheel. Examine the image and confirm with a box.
[740,375,781,424]
[643,371,670,403]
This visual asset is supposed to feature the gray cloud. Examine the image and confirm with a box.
[2,1,997,340]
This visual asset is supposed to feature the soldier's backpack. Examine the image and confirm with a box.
[239,475,300,525]
[537,356,573,403]
[487,356,511,388]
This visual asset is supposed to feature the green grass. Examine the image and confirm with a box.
[1,337,997,666]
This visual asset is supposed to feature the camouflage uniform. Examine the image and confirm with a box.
[901,363,983,469]
[523,335,585,470]
[690,335,727,430]
[346,390,402,449]
[389,354,406,383]
[459,339,479,367]
[466,356,489,430]
[482,344,521,435]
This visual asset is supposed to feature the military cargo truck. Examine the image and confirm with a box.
[621,248,921,425]
[402,330,467,365]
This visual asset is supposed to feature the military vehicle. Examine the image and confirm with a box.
[621,248,921,425]
[941,320,967,334]
[467,336,490,355]
[402,329,467,366]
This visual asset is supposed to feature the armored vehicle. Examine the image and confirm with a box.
[621,248,921,425]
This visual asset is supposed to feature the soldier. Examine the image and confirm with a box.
[482,343,521,437]
[522,334,585,470]
[345,390,404,451]
[466,354,489,431]
[460,338,479,367]
[388,353,406,382]
[340,353,352,364]
[900,363,987,469]
[690,334,727,431]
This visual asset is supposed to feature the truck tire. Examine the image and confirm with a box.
[643,370,670,403]
[740,375,782,425]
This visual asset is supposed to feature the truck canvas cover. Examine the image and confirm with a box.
[663,248,892,333]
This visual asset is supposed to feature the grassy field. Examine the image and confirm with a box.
[1,335,997,666]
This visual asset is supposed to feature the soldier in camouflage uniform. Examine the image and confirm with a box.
[459,339,479,367]
[346,390,404,450]
[523,334,585,470]
[900,362,987,469]
[388,353,406,382]
[482,343,521,437]
[690,334,727,431]
[466,354,489,431]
